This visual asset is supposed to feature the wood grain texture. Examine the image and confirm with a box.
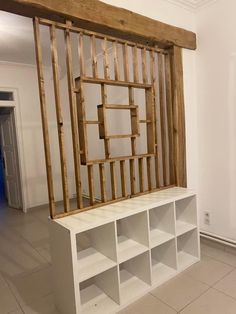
[64,21,83,208]
[170,46,187,187]
[33,17,56,218]
[3,0,196,49]
[50,24,70,212]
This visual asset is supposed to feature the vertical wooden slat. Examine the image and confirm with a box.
[50,24,70,212]
[141,48,148,84]
[64,20,83,208]
[165,52,175,185]
[79,32,85,77]
[76,78,89,164]
[146,156,152,190]
[170,46,187,187]
[101,84,110,158]
[103,38,110,80]
[33,17,56,218]
[88,165,95,205]
[120,160,127,197]
[113,41,120,81]
[132,45,139,83]
[99,163,107,202]
[129,87,136,194]
[138,157,144,192]
[123,43,129,82]
[150,49,161,188]
[91,34,98,78]
[145,88,155,154]
[110,161,117,199]
[158,52,168,186]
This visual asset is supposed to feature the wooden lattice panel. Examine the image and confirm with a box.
[33,17,182,219]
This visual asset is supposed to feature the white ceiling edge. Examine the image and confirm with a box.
[165,0,217,11]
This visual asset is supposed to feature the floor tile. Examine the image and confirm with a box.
[0,278,20,314]
[8,310,24,314]
[118,293,176,314]
[150,273,208,312]
[214,268,236,299]
[184,255,233,285]
[180,288,236,314]
[15,221,49,248]
[201,243,236,267]
[21,294,60,314]
[36,243,51,264]
[0,239,47,277]
[5,266,52,306]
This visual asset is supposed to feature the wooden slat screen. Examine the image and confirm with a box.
[33,17,181,219]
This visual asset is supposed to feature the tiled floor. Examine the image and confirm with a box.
[1,203,236,313]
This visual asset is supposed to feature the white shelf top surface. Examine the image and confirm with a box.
[78,247,116,282]
[117,235,148,263]
[54,187,196,233]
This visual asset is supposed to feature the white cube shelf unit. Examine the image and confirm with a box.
[49,187,200,314]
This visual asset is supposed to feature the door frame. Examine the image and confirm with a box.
[0,87,27,212]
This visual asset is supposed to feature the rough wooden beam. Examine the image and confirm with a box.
[0,0,196,50]
[170,46,187,187]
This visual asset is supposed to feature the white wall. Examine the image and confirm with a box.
[196,0,236,241]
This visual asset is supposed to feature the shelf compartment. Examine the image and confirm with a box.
[80,267,120,314]
[176,221,197,237]
[119,252,151,304]
[151,239,177,285]
[116,212,149,263]
[77,222,117,282]
[149,203,175,248]
[175,196,197,236]
[117,235,148,264]
[177,228,199,271]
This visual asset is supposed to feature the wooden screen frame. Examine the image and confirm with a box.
[0,0,190,218]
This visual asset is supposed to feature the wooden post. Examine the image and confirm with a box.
[150,50,160,188]
[33,17,56,218]
[64,21,83,208]
[88,165,95,205]
[110,161,117,199]
[170,46,187,187]
[165,52,175,185]
[103,38,110,80]
[91,34,98,78]
[120,160,127,197]
[50,24,70,212]
[99,163,107,202]
[158,53,168,186]
[113,41,120,81]
[123,43,129,82]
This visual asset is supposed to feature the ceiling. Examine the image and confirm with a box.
[166,0,217,10]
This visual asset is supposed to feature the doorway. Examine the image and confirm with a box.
[0,105,23,210]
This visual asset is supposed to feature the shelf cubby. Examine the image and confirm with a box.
[151,239,177,284]
[175,196,197,236]
[149,203,175,248]
[76,222,117,282]
[80,267,120,314]
[119,252,151,304]
[116,212,149,263]
[177,228,199,270]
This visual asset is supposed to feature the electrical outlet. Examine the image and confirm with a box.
[204,211,211,225]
